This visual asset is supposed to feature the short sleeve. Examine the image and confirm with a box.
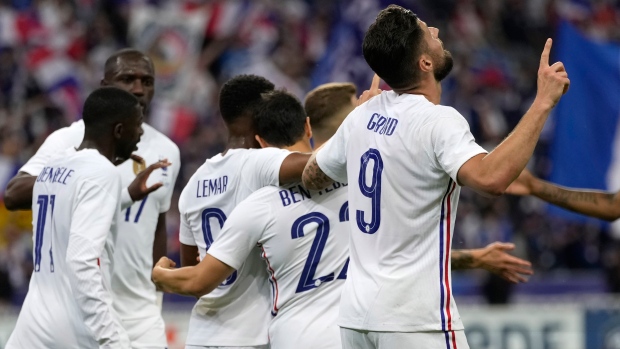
[207,198,272,270]
[158,143,181,213]
[428,108,487,182]
[315,118,350,183]
[178,212,196,246]
[20,124,83,176]
[242,148,290,191]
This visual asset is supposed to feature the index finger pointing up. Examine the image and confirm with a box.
[370,73,381,92]
[540,38,552,68]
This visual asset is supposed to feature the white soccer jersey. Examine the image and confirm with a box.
[178,148,290,347]
[18,120,180,348]
[316,91,487,333]
[7,148,129,349]
[208,182,350,349]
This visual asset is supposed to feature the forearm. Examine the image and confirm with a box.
[473,100,553,192]
[451,249,481,270]
[153,266,212,298]
[531,179,620,221]
[4,173,37,210]
[302,149,334,190]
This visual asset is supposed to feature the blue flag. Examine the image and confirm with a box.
[310,0,416,92]
[549,21,620,221]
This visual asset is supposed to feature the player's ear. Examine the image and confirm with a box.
[255,135,269,149]
[113,123,124,139]
[419,53,433,73]
[305,117,312,139]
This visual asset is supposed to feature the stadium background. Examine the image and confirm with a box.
[0,0,619,348]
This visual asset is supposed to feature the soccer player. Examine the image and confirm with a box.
[305,82,533,284]
[153,88,534,349]
[155,90,347,349]
[301,5,569,348]
[6,87,145,349]
[507,168,620,221]
[4,49,179,349]
[177,75,310,349]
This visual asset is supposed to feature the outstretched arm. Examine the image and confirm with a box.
[457,39,570,197]
[507,169,620,221]
[152,255,234,298]
[452,242,533,284]
[279,152,312,184]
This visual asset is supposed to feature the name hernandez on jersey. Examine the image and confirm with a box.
[208,182,350,349]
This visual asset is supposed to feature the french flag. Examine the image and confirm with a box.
[549,22,620,229]
[26,47,82,120]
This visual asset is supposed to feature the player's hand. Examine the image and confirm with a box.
[128,158,171,202]
[506,169,536,196]
[476,242,533,284]
[152,257,176,292]
[155,256,176,269]
[535,38,570,109]
[356,74,382,106]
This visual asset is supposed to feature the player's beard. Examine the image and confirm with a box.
[433,49,454,82]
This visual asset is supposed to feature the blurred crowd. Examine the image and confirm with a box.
[0,0,619,305]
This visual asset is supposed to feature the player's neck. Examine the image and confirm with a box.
[395,77,442,104]
[222,117,258,155]
[284,140,312,153]
[222,135,258,155]
[77,138,115,162]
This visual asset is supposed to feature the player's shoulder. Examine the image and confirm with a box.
[142,123,180,156]
[237,185,282,212]
[48,119,85,140]
[54,148,119,184]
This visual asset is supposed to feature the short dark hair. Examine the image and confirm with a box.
[219,75,275,124]
[362,5,425,89]
[255,90,306,147]
[104,48,154,76]
[304,83,356,129]
[82,87,140,132]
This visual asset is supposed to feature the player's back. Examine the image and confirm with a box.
[232,182,350,349]
[178,147,289,347]
[7,148,123,349]
[327,91,486,332]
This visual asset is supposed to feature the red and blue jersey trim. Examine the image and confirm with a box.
[439,179,458,349]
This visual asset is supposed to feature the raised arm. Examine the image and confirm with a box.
[452,242,533,284]
[507,169,620,221]
[152,255,234,298]
[457,39,570,196]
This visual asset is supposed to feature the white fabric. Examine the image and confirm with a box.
[207,183,350,349]
[316,91,487,332]
[7,148,129,349]
[111,123,180,348]
[16,120,180,347]
[178,148,290,347]
[185,346,269,349]
[340,328,470,349]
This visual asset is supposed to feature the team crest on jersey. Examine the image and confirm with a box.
[133,158,147,175]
